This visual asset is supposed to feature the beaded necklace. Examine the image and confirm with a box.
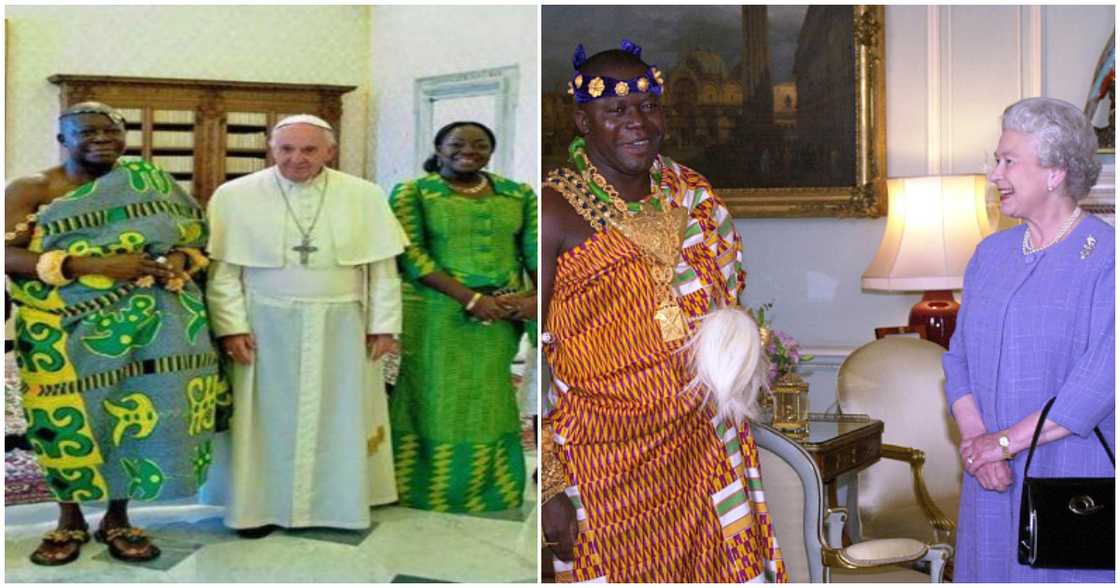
[568,137,663,215]
[546,137,688,343]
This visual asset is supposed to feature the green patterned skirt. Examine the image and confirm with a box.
[390,282,525,512]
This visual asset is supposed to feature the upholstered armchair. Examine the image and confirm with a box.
[833,337,961,565]
[754,422,950,582]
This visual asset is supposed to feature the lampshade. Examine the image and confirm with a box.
[862,174,994,291]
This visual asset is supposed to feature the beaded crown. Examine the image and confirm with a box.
[568,40,665,104]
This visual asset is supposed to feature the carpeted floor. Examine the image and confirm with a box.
[4,355,49,506]
[5,449,51,506]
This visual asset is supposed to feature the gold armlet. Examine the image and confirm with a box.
[36,250,73,286]
[540,424,569,504]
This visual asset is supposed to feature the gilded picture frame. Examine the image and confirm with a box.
[541,5,887,218]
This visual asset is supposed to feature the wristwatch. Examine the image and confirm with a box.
[998,433,1013,460]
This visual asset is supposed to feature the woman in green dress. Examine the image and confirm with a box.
[389,121,536,512]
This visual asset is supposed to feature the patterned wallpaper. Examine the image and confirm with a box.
[5,5,371,179]
[369,6,539,192]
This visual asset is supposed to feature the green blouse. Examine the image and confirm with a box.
[389,172,537,290]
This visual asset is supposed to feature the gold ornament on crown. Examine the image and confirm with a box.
[588,77,605,98]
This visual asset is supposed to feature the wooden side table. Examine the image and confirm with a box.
[786,412,883,533]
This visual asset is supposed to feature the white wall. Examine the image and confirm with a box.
[368,5,539,191]
[736,5,1115,410]
[4,5,371,178]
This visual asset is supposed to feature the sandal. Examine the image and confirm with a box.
[94,526,161,563]
[29,528,91,566]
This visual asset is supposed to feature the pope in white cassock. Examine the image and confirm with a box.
[204,115,406,533]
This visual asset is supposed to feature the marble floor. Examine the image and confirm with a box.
[4,453,538,583]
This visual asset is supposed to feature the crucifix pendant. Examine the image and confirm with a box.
[293,236,318,266]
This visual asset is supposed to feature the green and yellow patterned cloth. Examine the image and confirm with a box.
[389,172,536,512]
[10,161,225,503]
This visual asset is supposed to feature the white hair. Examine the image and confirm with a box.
[1002,97,1102,201]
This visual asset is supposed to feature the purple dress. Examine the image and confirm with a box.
[943,214,1115,583]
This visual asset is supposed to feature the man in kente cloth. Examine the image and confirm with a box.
[539,42,788,582]
[5,102,221,565]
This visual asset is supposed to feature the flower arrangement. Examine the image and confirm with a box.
[752,303,814,387]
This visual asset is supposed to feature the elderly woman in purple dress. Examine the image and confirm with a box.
[944,96,1114,582]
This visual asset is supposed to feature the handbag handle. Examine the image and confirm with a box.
[1023,397,1115,477]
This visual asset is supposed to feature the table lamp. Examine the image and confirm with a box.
[862,174,995,348]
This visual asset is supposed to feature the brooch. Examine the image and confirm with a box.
[1080,235,1096,259]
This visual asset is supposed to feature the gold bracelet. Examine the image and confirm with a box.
[35,250,73,286]
[540,423,569,504]
[464,291,483,311]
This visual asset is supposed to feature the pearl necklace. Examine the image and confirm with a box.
[1022,207,1082,255]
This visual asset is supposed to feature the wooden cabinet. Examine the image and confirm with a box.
[49,75,356,204]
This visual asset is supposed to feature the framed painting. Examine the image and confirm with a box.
[1084,31,1114,153]
[542,5,887,218]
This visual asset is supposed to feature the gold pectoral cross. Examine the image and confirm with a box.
[293,236,318,266]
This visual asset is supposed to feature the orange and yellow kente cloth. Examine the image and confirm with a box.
[544,155,787,583]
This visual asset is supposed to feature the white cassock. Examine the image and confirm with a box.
[203,166,406,529]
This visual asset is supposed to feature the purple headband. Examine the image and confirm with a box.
[568,40,665,104]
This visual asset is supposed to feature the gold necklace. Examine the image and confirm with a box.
[546,164,688,343]
[576,150,661,214]
[450,175,488,194]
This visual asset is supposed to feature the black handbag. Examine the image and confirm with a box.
[1017,397,1115,569]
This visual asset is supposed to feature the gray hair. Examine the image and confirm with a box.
[1001,97,1102,201]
